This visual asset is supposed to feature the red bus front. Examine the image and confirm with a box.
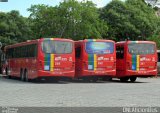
[37,38,75,79]
[75,39,116,81]
[116,41,157,82]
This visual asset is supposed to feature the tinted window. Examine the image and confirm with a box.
[6,44,37,58]
[85,42,114,54]
[42,40,72,54]
[116,46,124,59]
[128,43,155,55]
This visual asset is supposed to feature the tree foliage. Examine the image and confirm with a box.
[28,0,108,40]
[0,10,33,45]
[100,0,159,41]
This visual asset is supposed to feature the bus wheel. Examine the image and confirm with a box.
[20,69,24,81]
[91,77,98,82]
[120,77,129,82]
[83,77,90,82]
[130,77,137,82]
[6,68,11,79]
[102,76,112,81]
[24,70,28,82]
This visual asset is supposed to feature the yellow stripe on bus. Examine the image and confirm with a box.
[94,54,97,71]
[50,54,54,71]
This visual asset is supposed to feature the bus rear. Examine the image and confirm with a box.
[75,39,116,82]
[37,38,75,79]
[116,41,157,82]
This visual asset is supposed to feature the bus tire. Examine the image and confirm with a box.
[92,77,98,82]
[24,70,28,82]
[130,77,137,82]
[83,77,90,82]
[102,76,112,81]
[20,69,24,81]
[120,77,129,82]
[6,68,11,79]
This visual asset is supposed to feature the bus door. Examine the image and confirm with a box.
[116,45,125,76]
[75,44,82,77]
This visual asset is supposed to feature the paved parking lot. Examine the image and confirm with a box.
[0,75,160,107]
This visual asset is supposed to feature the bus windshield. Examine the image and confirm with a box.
[85,42,114,54]
[42,40,72,54]
[128,43,155,55]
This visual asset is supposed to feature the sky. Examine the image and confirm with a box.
[0,0,112,17]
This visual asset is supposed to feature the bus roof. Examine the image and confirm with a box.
[116,40,156,44]
[5,38,74,49]
[76,39,115,43]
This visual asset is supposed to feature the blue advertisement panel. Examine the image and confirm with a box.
[86,42,114,54]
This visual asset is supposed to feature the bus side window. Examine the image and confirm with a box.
[76,46,81,58]
[116,46,124,59]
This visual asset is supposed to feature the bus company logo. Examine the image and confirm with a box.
[61,58,67,61]
[140,57,151,62]
[98,57,109,61]
[2,107,18,113]
[55,56,61,61]
[55,56,67,61]
[98,57,103,61]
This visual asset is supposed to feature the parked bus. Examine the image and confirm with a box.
[75,39,116,82]
[2,38,75,82]
[0,42,2,73]
[157,50,160,75]
[116,41,157,82]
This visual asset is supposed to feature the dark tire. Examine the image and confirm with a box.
[102,76,112,81]
[24,70,28,82]
[91,77,98,82]
[83,77,90,82]
[6,68,11,79]
[130,77,137,82]
[20,69,24,81]
[120,77,129,82]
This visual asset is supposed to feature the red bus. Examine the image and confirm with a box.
[116,41,157,82]
[75,39,116,82]
[157,50,160,75]
[2,38,75,82]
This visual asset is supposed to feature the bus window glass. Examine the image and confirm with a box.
[85,42,114,54]
[42,40,72,54]
[158,52,160,62]
[128,43,155,55]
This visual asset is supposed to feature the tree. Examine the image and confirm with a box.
[100,0,159,41]
[28,0,108,40]
[0,10,32,45]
